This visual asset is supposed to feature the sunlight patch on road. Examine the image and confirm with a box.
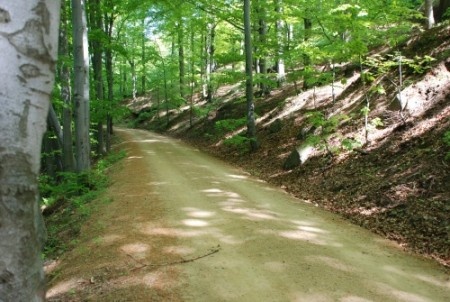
[163,245,196,256]
[182,219,209,227]
[219,198,247,207]
[147,181,168,186]
[99,234,124,245]
[227,174,248,180]
[46,278,84,299]
[141,226,207,238]
[202,188,223,193]
[120,243,150,255]
[298,225,328,234]
[222,206,278,220]
[201,188,242,199]
[127,156,143,159]
[374,282,431,302]
[139,139,164,143]
[383,266,450,289]
[182,207,216,218]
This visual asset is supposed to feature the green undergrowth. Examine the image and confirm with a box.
[40,150,126,259]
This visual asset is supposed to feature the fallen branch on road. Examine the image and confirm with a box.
[128,245,221,271]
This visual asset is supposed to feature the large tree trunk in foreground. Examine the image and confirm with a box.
[0,1,61,300]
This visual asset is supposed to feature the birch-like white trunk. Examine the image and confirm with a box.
[275,0,286,86]
[0,1,60,300]
[425,0,435,29]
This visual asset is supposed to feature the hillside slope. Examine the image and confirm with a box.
[128,25,450,267]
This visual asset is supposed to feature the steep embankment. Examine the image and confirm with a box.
[130,25,450,267]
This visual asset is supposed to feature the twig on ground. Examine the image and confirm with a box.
[128,245,221,271]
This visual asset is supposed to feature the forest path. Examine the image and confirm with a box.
[47,128,450,301]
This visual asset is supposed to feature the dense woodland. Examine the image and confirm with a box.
[1,0,450,300]
[41,0,450,174]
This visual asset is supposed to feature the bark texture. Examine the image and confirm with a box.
[72,0,91,171]
[0,1,61,301]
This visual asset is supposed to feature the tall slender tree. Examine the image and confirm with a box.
[244,0,258,150]
[72,0,91,171]
[59,0,76,171]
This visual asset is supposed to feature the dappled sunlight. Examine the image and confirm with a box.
[140,226,207,238]
[374,282,431,302]
[275,222,342,247]
[383,266,450,289]
[182,207,216,218]
[127,156,143,159]
[201,188,223,193]
[100,234,124,245]
[222,206,279,221]
[304,255,356,273]
[218,198,247,207]
[120,243,150,256]
[278,229,325,244]
[46,278,84,299]
[110,268,177,291]
[401,63,450,117]
[163,245,196,256]
[147,181,168,186]
[201,188,242,199]
[227,173,249,180]
[298,225,328,234]
[182,219,209,227]
[267,73,360,124]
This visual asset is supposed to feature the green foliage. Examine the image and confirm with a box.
[342,137,363,151]
[215,117,247,134]
[41,150,126,258]
[304,111,351,153]
[223,134,252,153]
[444,130,450,161]
[365,53,436,76]
[371,117,384,128]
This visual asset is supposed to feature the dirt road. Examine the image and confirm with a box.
[47,128,450,301]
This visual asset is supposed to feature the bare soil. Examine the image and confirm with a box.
[46,129,450,301]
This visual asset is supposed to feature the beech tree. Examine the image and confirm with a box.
[244,0,258,150]
[72,0,91,172]
[0,0,61,300]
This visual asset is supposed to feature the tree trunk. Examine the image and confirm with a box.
[178,19,186,100]
[205,21,216,102]
[104,9,115,149]
[0,1,61,300]
[59,0,75,171]
[141,18,147,94]
[425,0,435,29]
[72,0,91,172]
[436,0,450,22]
[257,2,269,96]
[244,0,258,151]
[275,0,286,86]
[303,13,312,90]
[189,29,195,127]
[89,0,105,157]
[47,104,64,148]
